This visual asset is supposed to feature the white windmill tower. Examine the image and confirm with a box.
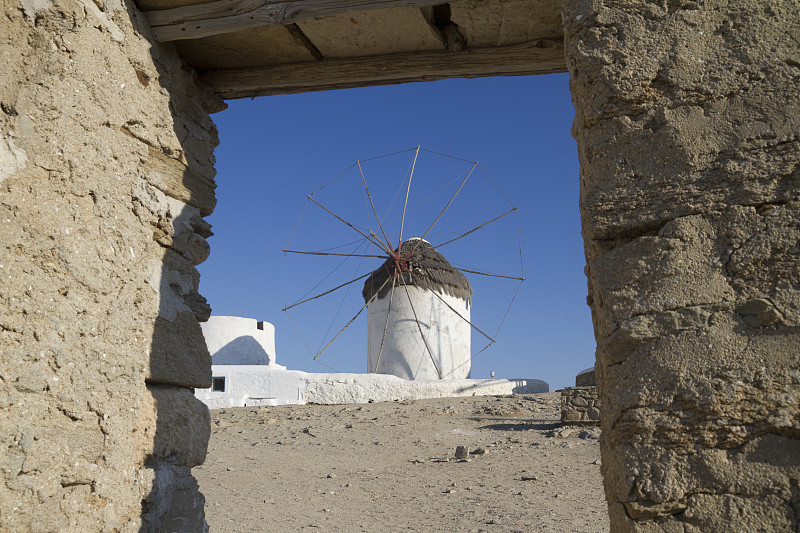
[363,238,472,380]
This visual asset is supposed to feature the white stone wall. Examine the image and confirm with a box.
[195,365,548,408]
[201,316,280,366]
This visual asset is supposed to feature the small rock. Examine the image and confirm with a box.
[471,447,487,456]
[578,428,601,440]
[591,459,601,465]
[521,475,538,481]
[327,473,336,479]
[455,445,469,459]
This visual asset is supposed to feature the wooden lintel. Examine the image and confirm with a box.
[145,0,449,42]
[199,39,567,99]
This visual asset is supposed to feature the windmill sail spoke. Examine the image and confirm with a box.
[434,207,517,248]
[382,169,468,228]
[374,278,396,374]
[282,271,373,312]
[453,267,525,281]
[313,277,391,360]
[286,147,523,379]
[284,310,316,358]
[283,249,388,259]
[440,340,495,380]
[398,274,441,380]
[357,160,394,253]
[413,162,477,251]
[306,194,392,255]
[422,278,496,343]
[398,145,420,247]
[439,279,523,379]
[477,164,516,208]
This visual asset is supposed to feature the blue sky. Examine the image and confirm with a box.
[198,72,597,390]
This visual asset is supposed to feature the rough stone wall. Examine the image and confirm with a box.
[0,0,222,530]
[561,386,601,425]
[564,0,800,530]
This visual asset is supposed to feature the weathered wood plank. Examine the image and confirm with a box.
[199,38,566,99]
[144,145,217,216]
[145,0,450,42]
[122,126,217,215]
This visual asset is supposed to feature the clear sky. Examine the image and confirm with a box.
[197,71,597,390]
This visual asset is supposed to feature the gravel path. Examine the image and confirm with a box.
[195,393,609,532]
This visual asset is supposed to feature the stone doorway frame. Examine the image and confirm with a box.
[1,1,798,531]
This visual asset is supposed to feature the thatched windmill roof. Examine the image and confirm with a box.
[362,238,472,304]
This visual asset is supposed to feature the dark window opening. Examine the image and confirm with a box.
[211,377,226,392]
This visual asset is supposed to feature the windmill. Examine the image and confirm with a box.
[283,146,524,379]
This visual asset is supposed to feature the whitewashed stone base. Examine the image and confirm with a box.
[195,365,548,408]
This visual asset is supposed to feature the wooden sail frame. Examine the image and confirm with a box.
[283,146,524,377]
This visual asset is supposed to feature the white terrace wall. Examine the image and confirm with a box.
[565,1,800,530]
[0,0,222,530]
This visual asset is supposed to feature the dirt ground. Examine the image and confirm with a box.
[195,392,609,532]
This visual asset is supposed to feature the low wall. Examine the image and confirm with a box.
[306,374,548,405]
[561,386,600,426]
[195,366,548,407]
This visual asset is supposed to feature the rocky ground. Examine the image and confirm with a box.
[195,392,608,532]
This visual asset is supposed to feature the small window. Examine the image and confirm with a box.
[211,377,225,392]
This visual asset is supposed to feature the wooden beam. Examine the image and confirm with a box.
[145,0,450,42]
[199,38,566,99]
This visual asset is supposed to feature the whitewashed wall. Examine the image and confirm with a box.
[201,315,281,367]
[367,285,471,379]
[195,366,548,408]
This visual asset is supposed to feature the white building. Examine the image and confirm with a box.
[363,238,472,380]
[194,315,548,408]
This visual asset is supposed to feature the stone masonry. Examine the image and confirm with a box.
[565,1,800,531]
[1,0,798,531]
[561,386,601,425]
[0,0,223,530]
